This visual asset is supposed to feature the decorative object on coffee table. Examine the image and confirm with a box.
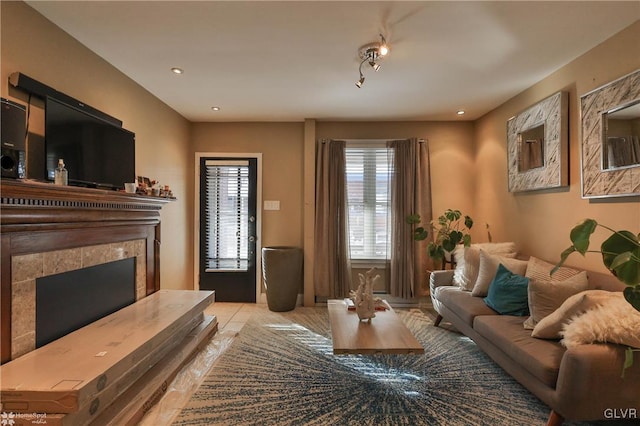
[349,268,380,322]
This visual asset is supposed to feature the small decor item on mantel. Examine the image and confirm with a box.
[349,268,386,322]
[135,176,175,198]
[54,158,68,186]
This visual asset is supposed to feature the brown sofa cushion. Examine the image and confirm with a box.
[474,315,565,388]
[434,286,496,326]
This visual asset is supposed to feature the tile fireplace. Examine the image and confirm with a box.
[1,179,171,363]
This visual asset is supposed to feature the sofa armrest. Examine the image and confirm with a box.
[430,270,455,292]
[429,270,455,316]
[553,344,640,420]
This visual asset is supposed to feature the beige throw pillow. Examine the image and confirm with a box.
[531,290,615,339]
[471,250,528,297]
[452,243,518,291]
[523,271,589,330]
[561,293,640,349]
[525,256,581,282]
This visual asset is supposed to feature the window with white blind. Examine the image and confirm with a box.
[345,143,392,260]
[204,160,249,271]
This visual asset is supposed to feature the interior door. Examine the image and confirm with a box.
[199,157,257,302]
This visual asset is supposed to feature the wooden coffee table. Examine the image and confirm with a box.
[327,299,424,355]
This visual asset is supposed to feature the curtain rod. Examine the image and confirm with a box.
[321,138,425,144]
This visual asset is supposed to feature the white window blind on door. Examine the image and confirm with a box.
[204,160,249,271]
[345,145,392,260]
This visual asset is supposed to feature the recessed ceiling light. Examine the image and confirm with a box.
[171,67,184,74]
[211,106,221,111]
[457,110,465,116]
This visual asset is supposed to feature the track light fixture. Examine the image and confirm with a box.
[355,34,389,88]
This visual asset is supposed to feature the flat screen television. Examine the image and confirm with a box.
[45,96,135,190]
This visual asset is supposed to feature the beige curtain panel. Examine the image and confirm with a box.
[314,139,352,298]
[388,138,432,298]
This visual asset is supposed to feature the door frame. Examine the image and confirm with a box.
[194,152,263,303]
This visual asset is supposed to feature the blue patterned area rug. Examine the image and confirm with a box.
[173,307,595,425]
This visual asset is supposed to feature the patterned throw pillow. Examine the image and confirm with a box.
[525,256,581,282]
[523,271,589,330]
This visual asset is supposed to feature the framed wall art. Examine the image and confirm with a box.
[507,91,568,192]
[580,69,640,198]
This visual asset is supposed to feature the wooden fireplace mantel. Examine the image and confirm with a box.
[0,179,172,363]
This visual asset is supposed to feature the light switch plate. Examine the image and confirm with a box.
[264,200,280,211]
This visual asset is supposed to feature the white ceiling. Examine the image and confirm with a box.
[26,1,640,122]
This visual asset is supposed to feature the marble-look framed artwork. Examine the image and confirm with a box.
[507,91,568,192]
[580,69,640,198]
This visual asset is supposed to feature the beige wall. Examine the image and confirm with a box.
[474,21,640,273]
[191,123,305,244]
[4,1,638,299]
[1,2,193,290]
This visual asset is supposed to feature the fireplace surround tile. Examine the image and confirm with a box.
[43,248,82,276]
[10,239,147,359]
[12,253,44,282]
[11,279,35,338]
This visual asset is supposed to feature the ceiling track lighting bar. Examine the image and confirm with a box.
[355,34,389,88]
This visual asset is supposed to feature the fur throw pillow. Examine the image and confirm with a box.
[561,293,640,349]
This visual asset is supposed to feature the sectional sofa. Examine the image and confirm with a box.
[429,247,640,426]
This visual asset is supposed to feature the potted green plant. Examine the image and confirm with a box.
[554,218,640,375]
[407,209,473,269]
[554,218,639,311]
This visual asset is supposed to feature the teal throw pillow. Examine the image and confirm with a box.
[484,263,530,316]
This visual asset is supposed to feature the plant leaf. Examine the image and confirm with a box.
[445,209,461,222]
[406,214,421,225]
[601,230,640,286]
[622,347,634,378]
[623,285,640,312]
[428,242,444,261]
[413,227,428,241]
[464,216,474,229]
[609,251,633,271]
[552,246,577,275]
[570,219,598,255]
[462,234,471,246]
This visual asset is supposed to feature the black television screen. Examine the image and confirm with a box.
[45,97,135,190]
